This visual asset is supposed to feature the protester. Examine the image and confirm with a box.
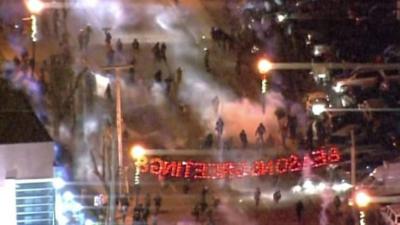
[255,123,266,145]
[239,129,248,149]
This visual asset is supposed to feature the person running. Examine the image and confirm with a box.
[239,129,248,149]
[255,123,266,145]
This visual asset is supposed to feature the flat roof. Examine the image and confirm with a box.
[0,78,51,144]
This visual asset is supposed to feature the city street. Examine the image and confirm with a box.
[1,0,400,225]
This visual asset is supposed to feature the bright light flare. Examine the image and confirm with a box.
[83,0,99,8]
[257,58,272,74]
[62,191,74,202]
[130,145,146,160]
[85,219,95,225]
[312,103,326,116]
[277,13,287,22]
[332,182,352,192]
[26,0,45,14]
[53,177,65,190]
[354,191,371,208]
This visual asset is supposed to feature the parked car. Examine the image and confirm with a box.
[332,69,400,93]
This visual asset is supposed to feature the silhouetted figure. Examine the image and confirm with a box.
[176,67,183,84]
[154,194,162,214]
[116,38,123,53]
[203,133,214,149]
[152,42,160,60]
[255,123,266,145]
[160,42,167,61]
[239,129,248,149]
[145,193,151,208]
[296,200,304,223]
[204,49,210,71]
[273,190,281,203]
[132,38,140,50]
[165,75,173,94]
[84,25,92,48]
[254,187,261,206]
[105,31,112,45]
[154,70,162,83]
[215,118,224,137]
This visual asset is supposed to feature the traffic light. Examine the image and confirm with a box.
[261,78,268,94]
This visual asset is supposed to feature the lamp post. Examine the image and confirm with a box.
[257,58,272,114]
[25,0,44,75]
[130,145,146,206]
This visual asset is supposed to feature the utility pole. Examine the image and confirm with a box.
[350,129,356,187]
[108,132,117,225]
[102,64,135,198]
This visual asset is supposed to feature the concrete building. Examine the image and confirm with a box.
[0,78,55,225]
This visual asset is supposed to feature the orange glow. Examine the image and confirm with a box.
[26,0,45,14]
[257,58,272,74]
[130,145,146,160]
[354,191,371,208]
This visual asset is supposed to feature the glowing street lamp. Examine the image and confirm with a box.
[26,0,45,14]
[354,191,371,208]
[25,0,45,76]
[130,145,147,205]
[130,145,146,161]
[257,58,272,75]
[257,58,272,113]
[311,103,327,116]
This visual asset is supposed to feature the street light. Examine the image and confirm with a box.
[311,103,327,116]
[354,190,371,208]
[130,145,146,160]
[257,58,272,75]
[25,0,45,76]
[130,145,147,206]
[26,0,45,14]
[257,58,272,114]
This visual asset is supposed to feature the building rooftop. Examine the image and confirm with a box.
[0,78,51,144]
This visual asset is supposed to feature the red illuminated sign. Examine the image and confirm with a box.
[139,147,341,180]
